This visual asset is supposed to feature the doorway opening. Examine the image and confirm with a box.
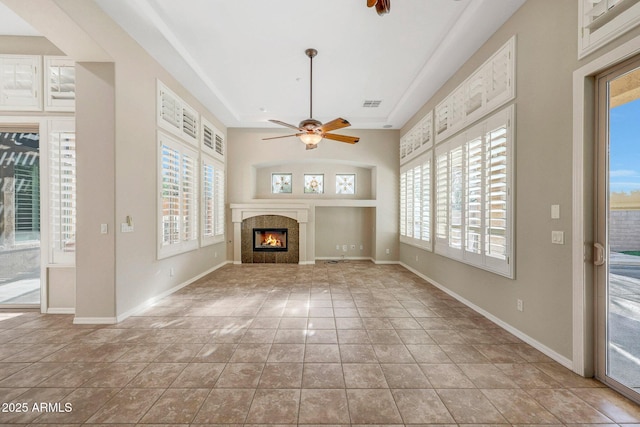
[595,55,640,403]
[0,128,41,305]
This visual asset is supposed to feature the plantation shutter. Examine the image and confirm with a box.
[182,152,198,242]
[161,143,181,246]
[435,149,449,244]
[400,171,407,236]
[421,158,431,243]
[465,135,483,255]
[406,168,414,238]
[202,161,215,238]
[485,121,509,262]
[214,167,225,237]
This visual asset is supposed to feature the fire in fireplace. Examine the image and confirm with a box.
[253,228,288,252]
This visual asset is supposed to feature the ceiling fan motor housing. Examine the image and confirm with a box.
[299,118,322,132]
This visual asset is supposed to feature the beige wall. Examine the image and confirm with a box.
[315,207,374,259]
[227,128,399,263]
[6,0,229,321]
[0,36,63,55]
[400,0,640,361]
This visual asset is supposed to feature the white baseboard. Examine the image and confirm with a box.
[299,261,316,265]
[315,256,373,262]
[400,262,574,370]
[73,316,117,325]
[374,260,401,265]
[47,307,75,315]
[115,261,231,323]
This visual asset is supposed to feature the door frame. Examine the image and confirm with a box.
[593,56,640,402]
[572,34,640,378]
[0,116,48,312]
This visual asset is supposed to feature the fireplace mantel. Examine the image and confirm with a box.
[230,203,310,264]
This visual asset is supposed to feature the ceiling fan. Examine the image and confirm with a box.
[263,48,360,150]
[367,0,390,16]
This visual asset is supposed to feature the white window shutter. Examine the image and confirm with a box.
[161,142,181,247]
[465,136,483,255]
[400,171,407,237]
[421,158,431,243]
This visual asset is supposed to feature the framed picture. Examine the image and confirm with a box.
[272,173,292,194]
[336,174,356,194]
[304,174,324,194]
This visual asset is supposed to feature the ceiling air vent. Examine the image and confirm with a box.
[362,100,382,108]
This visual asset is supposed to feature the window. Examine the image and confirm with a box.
[0,55,42,111]
[435,37,515,143]
[400,152,431,250]
[202,155,225,246]
[158,132,199,258]
[49,120,76,264]
[201,117,225,162]
[434,105,514,278]
[157,80,199,146]
[579,0,640,59]
[44,56,75,112]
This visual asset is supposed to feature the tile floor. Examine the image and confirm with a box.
[1,261,640,426]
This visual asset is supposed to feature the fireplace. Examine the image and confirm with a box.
[253,228,288,252]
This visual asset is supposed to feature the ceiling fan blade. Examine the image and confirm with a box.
[367,0,377,7]
[323,133,360,144]
[262,133,301,140]
[269,119,303,131]
[318,118,351,134]
[376,0,390,15]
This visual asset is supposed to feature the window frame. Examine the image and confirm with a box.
[48,118,76,265]
[400,151,432,251]
[201,154,225,247]
[434,105,514,278]
[157,131,199,259]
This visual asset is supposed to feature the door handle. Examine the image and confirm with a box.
[594,243,605,266]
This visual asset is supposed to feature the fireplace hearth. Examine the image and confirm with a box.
[253,228,288,252]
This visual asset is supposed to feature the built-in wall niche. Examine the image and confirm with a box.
[254,163,373,199]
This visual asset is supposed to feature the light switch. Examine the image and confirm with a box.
[121,223,134,233]
[100,223,108,234]
[551,204,560,219]
[552,230,564,245]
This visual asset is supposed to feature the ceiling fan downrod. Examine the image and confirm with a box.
[305,48,317,119]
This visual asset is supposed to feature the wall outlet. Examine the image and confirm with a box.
[415,255,419,261]
[350,244,356,250]
[360,244,363,250]
[342,245,348,252]
[214,252,218,258]
[517,299,524,312]
[170,268,174,277]
[385,248,390,254]
[336,244,340,250]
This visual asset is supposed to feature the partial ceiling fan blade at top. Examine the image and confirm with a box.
[268,119,303,132]
[318,117,351,134]
[262,133,302,140]
[367,0,377,7]
[322,133,360,144]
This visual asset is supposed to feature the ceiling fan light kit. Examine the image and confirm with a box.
[264,48,360,150]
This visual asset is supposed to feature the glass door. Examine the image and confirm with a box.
[0,128,41,305]
[595,57,640,402]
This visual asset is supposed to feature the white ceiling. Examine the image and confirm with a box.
[3,0,525,130]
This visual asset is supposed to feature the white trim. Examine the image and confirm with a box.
[572,32,640,377]
[47,307,74,314]
[401,262,573,370]
[315,256,373,262]
[373,260,401,265]
[73,317,117,325]
[116,261,231,322]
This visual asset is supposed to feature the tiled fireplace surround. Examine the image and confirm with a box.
[231,204,309,264]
